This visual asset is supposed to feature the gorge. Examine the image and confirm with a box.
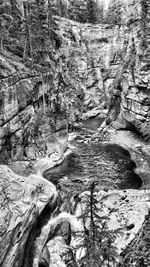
[0,0,150,266]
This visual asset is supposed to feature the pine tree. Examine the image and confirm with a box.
[96,0,104,24]
[59,178,122,266]
[141,0,148,49]
[57,0,68,18]
[87,0,96,24]
[0,1,13,52]
[22,0,32,60]
[68,0,87,23]
[86,0,104,24]
[21,0,50,62]
[106,0,123,26]
[73,182,120,267]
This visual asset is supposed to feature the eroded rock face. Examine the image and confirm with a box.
[120,211,150,266]
[0,164,57,267]
[0,53,74,162]
[105,0,150,131]
[1,0,149,161]
[54,0,150,132]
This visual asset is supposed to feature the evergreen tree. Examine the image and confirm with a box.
[57,0,68,18]
[0,1,13,52]
[30,0,48,60]
[74,182,120,267]
[96,0,104,24]
[87,0,97,24]
[68,0,87,23]
[68,0,104,24]
[22,0,32,60]
[106,0,123,26]
[87,0,104,24]
[21,0,52,62]
[141,0,148,49]
[59,179,122,266]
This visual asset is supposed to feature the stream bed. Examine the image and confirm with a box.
[44,117,142,190]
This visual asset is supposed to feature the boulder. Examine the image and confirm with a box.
[0,164,57,267]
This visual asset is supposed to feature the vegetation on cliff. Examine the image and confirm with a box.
[119,212,150,266]
[59,179,122,266]
[0,0,150,266]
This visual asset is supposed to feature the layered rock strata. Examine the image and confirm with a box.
[1,0,150,161]
[0,53,75,162]
[0,164,57,267]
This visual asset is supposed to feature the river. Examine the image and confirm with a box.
[44,117,142,190]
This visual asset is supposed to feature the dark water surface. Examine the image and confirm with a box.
[44,142,142,189]
[44,117,142,189]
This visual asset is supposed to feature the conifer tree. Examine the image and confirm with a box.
[59,178,121,266]
[57,0,68,18]
[0,1,13,52]
[74,182,120,267]
[22,0,32,60]
[106,0,123,26]
[21,0,49,62]
[87,0,96,24]
[68,0,87,23]
[96,0,104,24]
[87,0,104,24]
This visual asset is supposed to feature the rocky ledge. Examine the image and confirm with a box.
[1,0,150,162]
[0,163,57,267]
[0,145,78,267]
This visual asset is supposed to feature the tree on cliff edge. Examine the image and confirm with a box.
[106,0,122,26]
[0,1,13,52]
[87,0,102,24]
[68,0,87,23]
[22,1,32,60]
[68,0,104,24]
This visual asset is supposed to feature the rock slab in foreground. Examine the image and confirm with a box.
[0,165,57,267]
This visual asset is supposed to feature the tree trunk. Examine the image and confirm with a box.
[23,1,31,60]
[0,28,4,52]
[57,0,63,17]
[41,73,46,114]
[90,182,95,247]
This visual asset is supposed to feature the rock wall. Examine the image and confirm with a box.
[105,0,150,132]
[0,52,82,162]
[55,0,150,133]
[0,159,79,267]
[0,164,57,267]
[1,0,150,162]
[120,210,150,266]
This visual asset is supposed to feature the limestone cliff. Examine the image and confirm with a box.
[105,0,150,133]
[0,164,57,267]
[1,0,149,162]
[0,52,81,162]
[120,211,150,266]
[0,160,80,267]
[0,1,150,266]
[52,0,150,135]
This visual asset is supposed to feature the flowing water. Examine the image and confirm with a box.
[79,117,105,131]
[44,118,142,190]
[30,117,142,266]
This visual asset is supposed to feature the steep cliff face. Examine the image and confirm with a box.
[0,0,149,162]
[54,0,150,133]
[0,164,57,267]
[120,211,150,266]
[0,160,80,267]
[106,0,150,132]
[55,0,150,133]
[0,52,82,162]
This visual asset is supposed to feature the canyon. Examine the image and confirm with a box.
[0,0,150,266]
